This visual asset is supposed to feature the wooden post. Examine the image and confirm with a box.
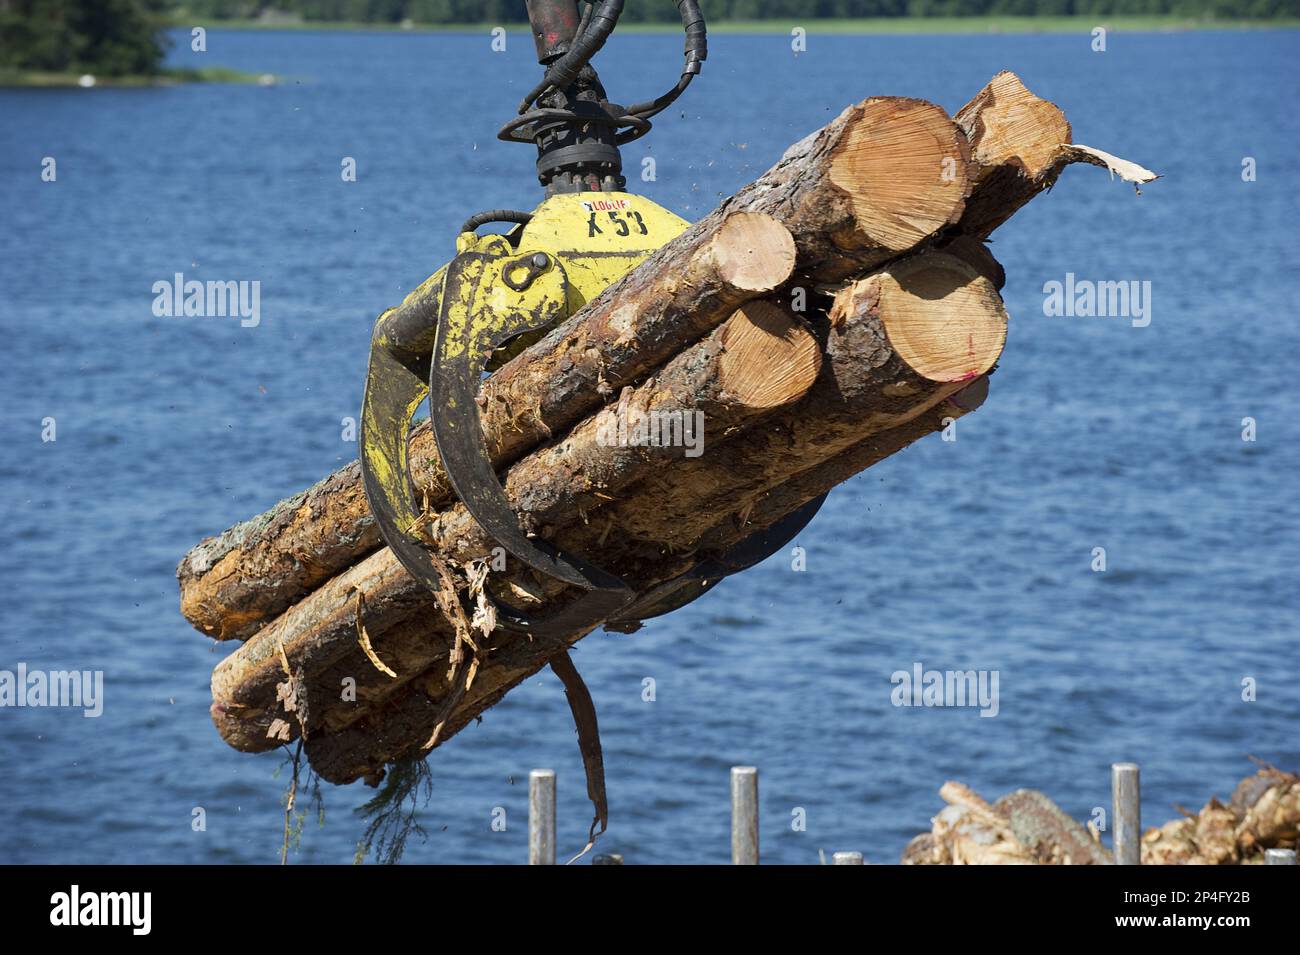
[1265,848,1297,865]
[832,851,864,865]
[1112,762,1141,865]
[529,768,556,866]
[731,766,759,865]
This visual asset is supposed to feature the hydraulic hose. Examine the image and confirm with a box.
[626,1,708,119]
[518,0,625,114]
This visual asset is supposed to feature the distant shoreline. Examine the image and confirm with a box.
[0,66,270,89]
[6,15,1291,89]
[160,15,1300,35]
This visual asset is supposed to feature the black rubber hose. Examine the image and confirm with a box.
[460,209,534,234]
[678,0,708,68]
[517,0,624,114]
[625,0,707,119]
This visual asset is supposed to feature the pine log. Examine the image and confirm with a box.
[304,377,990,785]
[300,254,1005,782]
[723,96,971,284]
[180,211,796,641]
[552,251,1006,560]
[955,71,1157,238]
[183,72,1163,788]
[696,374,989,556]
[179,94,972,644]
[954,71,1072,238]
[178,74,1158,648]
[210,251,1006,779]
[210,300,822,753]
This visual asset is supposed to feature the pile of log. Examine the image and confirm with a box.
[902,766,1300,865]
[177,72,1156,787]
[1143,766,1300,865]
[902,782,1111,865]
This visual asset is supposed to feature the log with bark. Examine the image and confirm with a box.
[901,781,1111,865]
[304,378,995,785]
[177,72,1158,787]
[178,96,971,644]
[954,70,1157,236]
[902,765,1299,865]
[211,249,1003,768]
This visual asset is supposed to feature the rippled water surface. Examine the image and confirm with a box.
[0,27,1297,864]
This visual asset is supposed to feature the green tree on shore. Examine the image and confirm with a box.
[0,0,1294,81]
[164,0,1300,22]
[0,0,169,76]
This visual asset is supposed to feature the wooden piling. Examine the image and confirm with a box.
[529,768,556,866]
[731,766,759,865]
[1112,762,1141,865]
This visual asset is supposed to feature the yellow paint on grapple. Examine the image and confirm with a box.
[360,191,687,564]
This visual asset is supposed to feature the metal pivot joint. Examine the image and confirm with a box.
[506,1,709,195]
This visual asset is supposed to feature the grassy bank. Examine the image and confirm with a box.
[162,14,1299,35]
[0,66,270,88]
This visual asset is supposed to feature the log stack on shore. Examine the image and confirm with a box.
[902,766,1300,865]
[177,72,1157,787]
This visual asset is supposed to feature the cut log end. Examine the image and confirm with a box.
[957,71,1072,183]
[709,211,798,293]
[954,72,1158,239]
[717,301,822,410]
[832,253,1007,384]
[939,235,1006,291]
[830,97,971,253]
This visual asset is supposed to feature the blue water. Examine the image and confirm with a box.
[1,27,1297,864]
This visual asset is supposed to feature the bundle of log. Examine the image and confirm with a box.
[177,72,1157,786]
[902,766,1300,865]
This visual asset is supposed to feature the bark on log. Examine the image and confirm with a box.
[181,71,1161,787]
[696,374,990,556]
[720,96,971,284]
[1144,766,1300,865]
[901,782,1109,865]
[180,212,796,641]
[903,767,1299,865]
[305,378,991,785]
[179,76,1157,649]
[178,466,379,643]
[210,251,1007,780]
[179,94,972,644]
[553,251,1006,560]
[210,300,822,753]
